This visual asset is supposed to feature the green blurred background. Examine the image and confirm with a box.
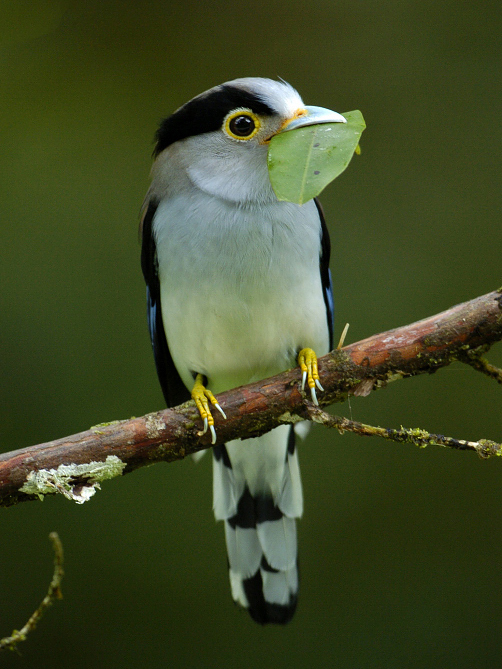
[1,1,501,667]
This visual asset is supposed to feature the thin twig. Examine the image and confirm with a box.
[461,350,502,385]
[0,533,64,652]
[308,407,502,458]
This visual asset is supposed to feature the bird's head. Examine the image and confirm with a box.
[150,77,345,205]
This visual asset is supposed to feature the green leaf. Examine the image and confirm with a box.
[267,110,366,204]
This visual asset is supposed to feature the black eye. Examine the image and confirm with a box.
[229,114,256,137]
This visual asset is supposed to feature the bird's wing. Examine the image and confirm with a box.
[140,199,191,407]
[315,198,334,350]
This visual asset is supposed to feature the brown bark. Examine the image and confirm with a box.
[1,289,501,507]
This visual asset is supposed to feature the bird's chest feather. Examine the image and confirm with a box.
[154,193,329,391]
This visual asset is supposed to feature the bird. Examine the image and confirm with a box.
[140,77,345,624]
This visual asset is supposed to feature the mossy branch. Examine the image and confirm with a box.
[307,407,501,458]
[460,349,502,384]
[0,533,64,652]
[1,289,501,508]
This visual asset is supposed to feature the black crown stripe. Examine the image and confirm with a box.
[154,85,276,156]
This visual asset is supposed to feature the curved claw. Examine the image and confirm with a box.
[214,402,227,419]
[192,373,226,442]
[298,348,324,405]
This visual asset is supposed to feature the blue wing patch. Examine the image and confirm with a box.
[314,198,334,350]
[141,200,191,407]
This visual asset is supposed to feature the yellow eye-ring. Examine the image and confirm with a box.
[224,109,261,140]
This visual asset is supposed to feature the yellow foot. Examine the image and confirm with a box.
[298,348,324,406]
[191,373,226,444]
